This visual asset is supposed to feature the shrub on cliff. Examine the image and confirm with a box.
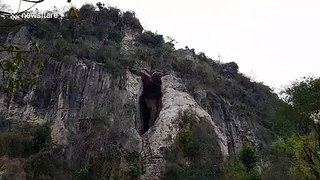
[177,129,199,157]
[78,4,96,20]
[95,43,120,63]
[0,123,51,157]
[120,11,143,30]
[0,132,32,157]
[164,163,220,180]
[137,31,165,48]
[240,145,257,172]
[31,123,51,154]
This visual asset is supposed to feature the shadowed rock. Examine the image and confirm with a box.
[138,69,165,134]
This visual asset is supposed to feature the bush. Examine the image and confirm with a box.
[78,4,96,19]
[121,11,143,30]
[77,42,92,59]
[164,163,220,180]
[25,151,53,180]
[0,124,51,158]
[31,123,51,154]
[221,156,261,180]
[137,31,164,48]
[107,29,123,43]
[177,129,199,157]
[95,44,120,63]
[75,163,92,180]
[104,6,121,23]
[164,163,184,180]
[177,109,196,125]
[0,132,32,157]
[240,145,257,172]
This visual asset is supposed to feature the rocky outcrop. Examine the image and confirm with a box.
[140,75,228,180]
[0,20,276,179]
[0,55,275,179]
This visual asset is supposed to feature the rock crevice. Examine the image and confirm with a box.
[138,70,164,134]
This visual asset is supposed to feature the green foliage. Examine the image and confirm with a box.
[137,31,165,48]
[190,121,223,164]
[76,163,92,180]
[126,151,143,179]
[77,42,92,59]
[272,134,320,179]
[31,123,51,153]
[78,3,96,18]
[221,156,261,180]
[0,132,32,157]
[164,163,220,180]
[178,109,196,125]
[162,42,175,57]
[240,145,257,172]
[25,151,53,180]
[0,43,44,93]
[95,44,120,63]
[77,150,121,180]
[0,123,51,158]
[129,162,142,179]
[279,76,320,134]
[259,146,295,180]
[272,138,295,155]
[291,133,320,179]
[284,77,320,113]
[107,29,123,43]
[104,6,121,22]
[121,11,143,30]
[270,76,320,179]
[271,99,302,136]
[177,129,199,157]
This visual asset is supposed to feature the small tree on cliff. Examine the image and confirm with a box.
[240,145,257,172]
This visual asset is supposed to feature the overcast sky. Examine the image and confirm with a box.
[2,0,320,91]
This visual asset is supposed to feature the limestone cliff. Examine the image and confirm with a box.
[0,6,277,180]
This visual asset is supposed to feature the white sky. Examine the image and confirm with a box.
[2,0,320,91]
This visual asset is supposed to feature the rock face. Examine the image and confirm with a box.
[140,75,228,180]
[0,20,275,179]
[0,56,274,179]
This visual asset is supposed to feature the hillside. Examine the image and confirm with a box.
[0,3,292,180]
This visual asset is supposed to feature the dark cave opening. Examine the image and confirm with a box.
[138,71,163,134]
[140,97,151,133]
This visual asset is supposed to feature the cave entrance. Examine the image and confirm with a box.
[138,71,163,134]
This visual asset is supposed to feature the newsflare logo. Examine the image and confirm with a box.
[1,12,59,20]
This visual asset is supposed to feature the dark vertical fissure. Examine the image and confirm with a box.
[140,97,151,133]
[138,71,163,134]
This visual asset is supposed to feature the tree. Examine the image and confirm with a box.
[275,76,320,179]
[240,145,257,172]
[137,31,165,48]
[96,2,105,11]
[0,0,47,92]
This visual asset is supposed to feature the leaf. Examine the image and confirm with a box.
[15,52,25,66]
[35,59,44,69]
[14,79,23,90]
[8,44,20,51]
[2,60,18,72]
[6,78,15,93]
[33,43,44,52]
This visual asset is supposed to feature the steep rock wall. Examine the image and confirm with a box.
[0,26,275,179]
